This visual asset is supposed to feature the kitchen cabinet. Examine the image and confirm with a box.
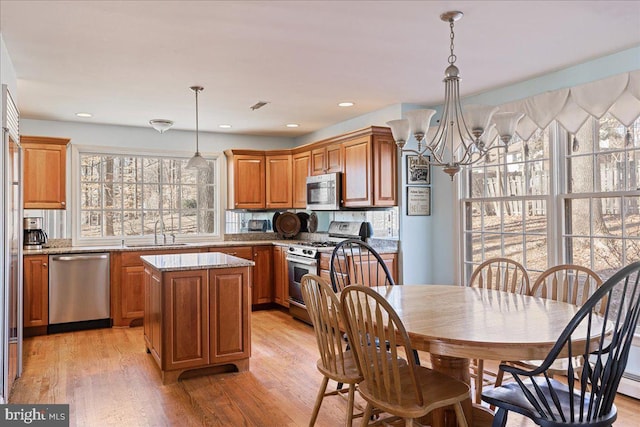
[22,135,70,209]
[209,245,272,307]
[311,143,342,176]
[23,254,49,334]
[292,151,310,208]
[265,153,292,209]
[225,150,266,209]
[252,246,273,305]
[273,246,289,307]
[341,127,397,208]
[142,256,251,384]
[111,248,206,327]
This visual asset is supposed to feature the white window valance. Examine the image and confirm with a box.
[498,70,640,140]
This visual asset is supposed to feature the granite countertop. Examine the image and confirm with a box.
[141,252,255,272]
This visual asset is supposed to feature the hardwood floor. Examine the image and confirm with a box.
[10,309,640,426]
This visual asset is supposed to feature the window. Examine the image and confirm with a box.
[461,114,640,284]
[461,129,553,282]
[562,114,640,280]
[77,151,219,242]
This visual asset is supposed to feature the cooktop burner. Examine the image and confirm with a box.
[296,241,337,248]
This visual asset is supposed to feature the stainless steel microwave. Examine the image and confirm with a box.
[306,172,341,210]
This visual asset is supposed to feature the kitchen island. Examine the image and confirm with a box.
[141,252,254,383]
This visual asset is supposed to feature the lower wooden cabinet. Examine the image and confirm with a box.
[273,246,289,307]
[143,264,251,383]
[252,246,273,305]
[318,251,398,288]
[24,255,49,331]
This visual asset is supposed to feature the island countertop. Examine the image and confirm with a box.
[140,252,255,272]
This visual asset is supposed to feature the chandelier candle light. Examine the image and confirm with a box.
[186,85,209,170]
[387,11,524,180]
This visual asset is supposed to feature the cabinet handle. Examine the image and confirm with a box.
[235,202,238,207]
[61,201,66,206]
[42,263,48,268]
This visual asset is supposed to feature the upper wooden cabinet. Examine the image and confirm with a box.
[225,127,396,210]
[311,143,342,176]
[292,151,310,209]
[265,153,292,209]
[225,151,266,209]
[341,127,397,208]
[22,135,70,209]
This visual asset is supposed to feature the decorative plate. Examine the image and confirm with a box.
[276,212,301,238]
[296,212,309,232]
[272,212,281,233]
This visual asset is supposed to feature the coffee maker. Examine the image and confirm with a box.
[23,217,48,250]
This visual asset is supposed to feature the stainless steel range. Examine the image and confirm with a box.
[287,221,372,324]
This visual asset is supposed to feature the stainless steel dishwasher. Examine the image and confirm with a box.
[49,253,111,333]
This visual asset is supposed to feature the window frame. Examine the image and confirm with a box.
[71,144,225,247]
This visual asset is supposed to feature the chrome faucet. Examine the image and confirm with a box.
[154,219,166,245]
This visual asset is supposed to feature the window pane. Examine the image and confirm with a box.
[123,211,142,236]
[182,185,198,209]
[567,237,591,268]
[570,116,595,155]
[143,184,160,209]
[485,166,503,197]
[598,115,627,151]
[122,157,143,183]
[568,198,591,236]
[593,237,623,277]
[162,184,179,209]
[503,234,524,263]
[527,161,549,196]
[81,183,101,209]
[503,203,523,234]
[568,155,594,193]
[525,234,547,272]
[624,196,640,238]
[81,211,102,237]
[626,239,640,265]
[81,155,102,182]
[596,152,625,192]
[526,199,547,226]
[182,210,197,234]
[595,197,622,237]
[123,184,142,209]
[506,166,524,196]
[142,211,160,235]
[103,212,122,237]
[103,183,122,209]
[197,185,216,209]
[484,233,502,259]
[198,210,216,234]
[144,158,160,182]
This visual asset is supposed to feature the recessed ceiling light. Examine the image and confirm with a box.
[286,123,299,128]
[338,102,354,107]
[75,112,93,118]
[218,124,232,129]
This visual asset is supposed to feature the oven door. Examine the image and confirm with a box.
[286,255,317,324]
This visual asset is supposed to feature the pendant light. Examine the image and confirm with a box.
[186,85,209,170]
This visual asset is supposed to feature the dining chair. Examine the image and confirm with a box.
[340,285,470,427]
[497,264,604,384]
[301,274,363,427]
[329,238,395,292]
[482,260,640,427]
[468,258,531,404]
[330,239,420,366]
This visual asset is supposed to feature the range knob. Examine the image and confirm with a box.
[288,247,295,252]
[303,249,311,255]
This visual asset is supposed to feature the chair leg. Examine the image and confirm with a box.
[404,418,415,427]
[360,403,373,427]
[494,362,505,387]
[345,383,356,427]
[309,376,329,427]
[453,402,468,427]
[492,408,508,427]
[475,359,484,404]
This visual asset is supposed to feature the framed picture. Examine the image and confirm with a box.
[407,186,431,216]
[407,155,430,185]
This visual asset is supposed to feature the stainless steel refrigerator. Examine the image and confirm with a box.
[1,84,22,402]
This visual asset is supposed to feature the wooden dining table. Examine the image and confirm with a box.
[368,284,605,427]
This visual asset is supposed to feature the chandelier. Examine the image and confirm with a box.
[387,11,524,180]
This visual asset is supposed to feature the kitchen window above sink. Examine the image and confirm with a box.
[74,147,222,246]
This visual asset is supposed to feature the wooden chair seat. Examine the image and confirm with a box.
[358,365,470,420]
[315,349,362,384]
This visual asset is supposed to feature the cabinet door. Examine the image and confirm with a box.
[209,267,251,364]
[209,246,253,260]
[311,147,327,176]
[292,151,310,208]
[265,154,292,209]
[272,246,289,307]
[163,270,209,371]
[252,246,273,305]
[373,135,398,206]
[22,136,70,209]
[348,252,398,287]
[121,265,145,320]
[233,154,265,209]
[24,255,48,328]
[342,136,372,207]
[326,143,343,173]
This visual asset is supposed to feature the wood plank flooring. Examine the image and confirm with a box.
[10,309,640,426]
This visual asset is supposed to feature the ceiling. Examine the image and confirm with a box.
[1,1,639,137]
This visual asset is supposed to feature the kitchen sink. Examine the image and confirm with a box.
[125,243,190,248]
